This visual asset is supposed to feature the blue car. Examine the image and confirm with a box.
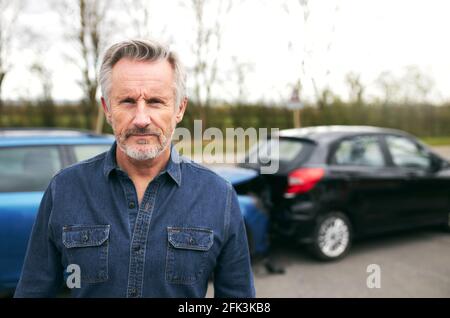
[209,166,270,256]
[0,128,268,294]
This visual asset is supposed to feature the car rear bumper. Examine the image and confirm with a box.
[272,200,319,244]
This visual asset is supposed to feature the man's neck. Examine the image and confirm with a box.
[116,146,171,182]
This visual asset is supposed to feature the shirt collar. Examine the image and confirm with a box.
[103,142,182,186]
[164,144,182,186]
[103,142,118,178]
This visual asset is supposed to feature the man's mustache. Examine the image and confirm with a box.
[124,128,161,139]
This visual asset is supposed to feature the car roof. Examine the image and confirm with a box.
[276,125,412,143]
[0,128,115,147]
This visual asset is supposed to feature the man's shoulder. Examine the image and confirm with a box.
[179,157,232,189]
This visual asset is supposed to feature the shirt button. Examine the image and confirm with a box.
[128,201,136,209]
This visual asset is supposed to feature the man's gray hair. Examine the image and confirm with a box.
[99,39,187,109]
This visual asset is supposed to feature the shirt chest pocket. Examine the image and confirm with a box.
[166,227,214,285]
[62,225,110,284]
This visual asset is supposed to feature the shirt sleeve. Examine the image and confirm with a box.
[213,183,256,298]
[14,180,64,297]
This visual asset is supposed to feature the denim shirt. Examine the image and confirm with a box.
[14,143,255,298]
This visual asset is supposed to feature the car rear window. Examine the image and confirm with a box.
[0,146,61,192]
[73,144,111,161]
[247,138,312,164]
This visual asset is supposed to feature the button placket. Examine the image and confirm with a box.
[118,174,139,234]
[126,180,160,298]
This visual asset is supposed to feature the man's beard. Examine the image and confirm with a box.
[115,124,174,161]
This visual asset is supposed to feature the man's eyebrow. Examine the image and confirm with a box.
[116,91,170,98]
[115,93,137,99]
[146,95,171,101]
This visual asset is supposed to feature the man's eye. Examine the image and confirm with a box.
[147,99,163,104]
[120,98,135,104]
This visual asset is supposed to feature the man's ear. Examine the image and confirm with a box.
[101,97,112,124]
[175,97,188,124]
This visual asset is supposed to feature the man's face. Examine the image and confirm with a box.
[102,58,186,161]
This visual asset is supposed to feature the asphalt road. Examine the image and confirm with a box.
[207,227,450,298]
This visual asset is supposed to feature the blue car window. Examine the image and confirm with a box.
[0,146,61,192]
[73,144,111,162]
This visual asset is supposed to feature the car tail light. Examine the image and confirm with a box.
[285,168,325,197]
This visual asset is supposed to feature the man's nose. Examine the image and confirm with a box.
[132,101,151,128]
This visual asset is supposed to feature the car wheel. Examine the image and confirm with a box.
[311,212,352,261]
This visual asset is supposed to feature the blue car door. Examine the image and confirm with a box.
[0,145,62,292]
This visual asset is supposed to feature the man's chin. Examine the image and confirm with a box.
[122,144,164,161]
[128,150,159,160]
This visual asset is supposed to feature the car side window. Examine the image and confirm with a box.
[0,146,61,192]
[73,144,111,162]
[385,135,431,169]
[332,135,385,167]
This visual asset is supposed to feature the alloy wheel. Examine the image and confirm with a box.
[317,216,350,258]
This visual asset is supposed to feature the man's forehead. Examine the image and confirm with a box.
[110,58,175,95]
[111,58,174,79]
[113,87,172,98]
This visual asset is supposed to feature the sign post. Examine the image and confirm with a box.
[287,86,303,128]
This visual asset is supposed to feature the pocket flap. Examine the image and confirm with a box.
[167,227,213,251]
[63,225,110,248]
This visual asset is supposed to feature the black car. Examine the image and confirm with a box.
[237,126,450,261]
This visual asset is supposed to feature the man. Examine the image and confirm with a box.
[14,39,255,298]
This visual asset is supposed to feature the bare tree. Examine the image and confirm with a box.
[400,66,434,104]
[375,71,400,105]
[120,0,171,40]
[31,58,55,127]
[31,60,53,102]
[345,72,365,105]
[376,67,434,105]
[283,0,310,107]
[188,0,233,127]
[0,0,24,121]
[284,0,340,109]
[54,0,112,132]
[231,56,253,104]
[122,0,154,38]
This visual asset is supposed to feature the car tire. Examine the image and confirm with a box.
[310,211,352,261]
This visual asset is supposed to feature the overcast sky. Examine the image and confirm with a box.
[3,0,450,104]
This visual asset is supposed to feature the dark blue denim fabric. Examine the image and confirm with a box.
[14,143,255,298]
